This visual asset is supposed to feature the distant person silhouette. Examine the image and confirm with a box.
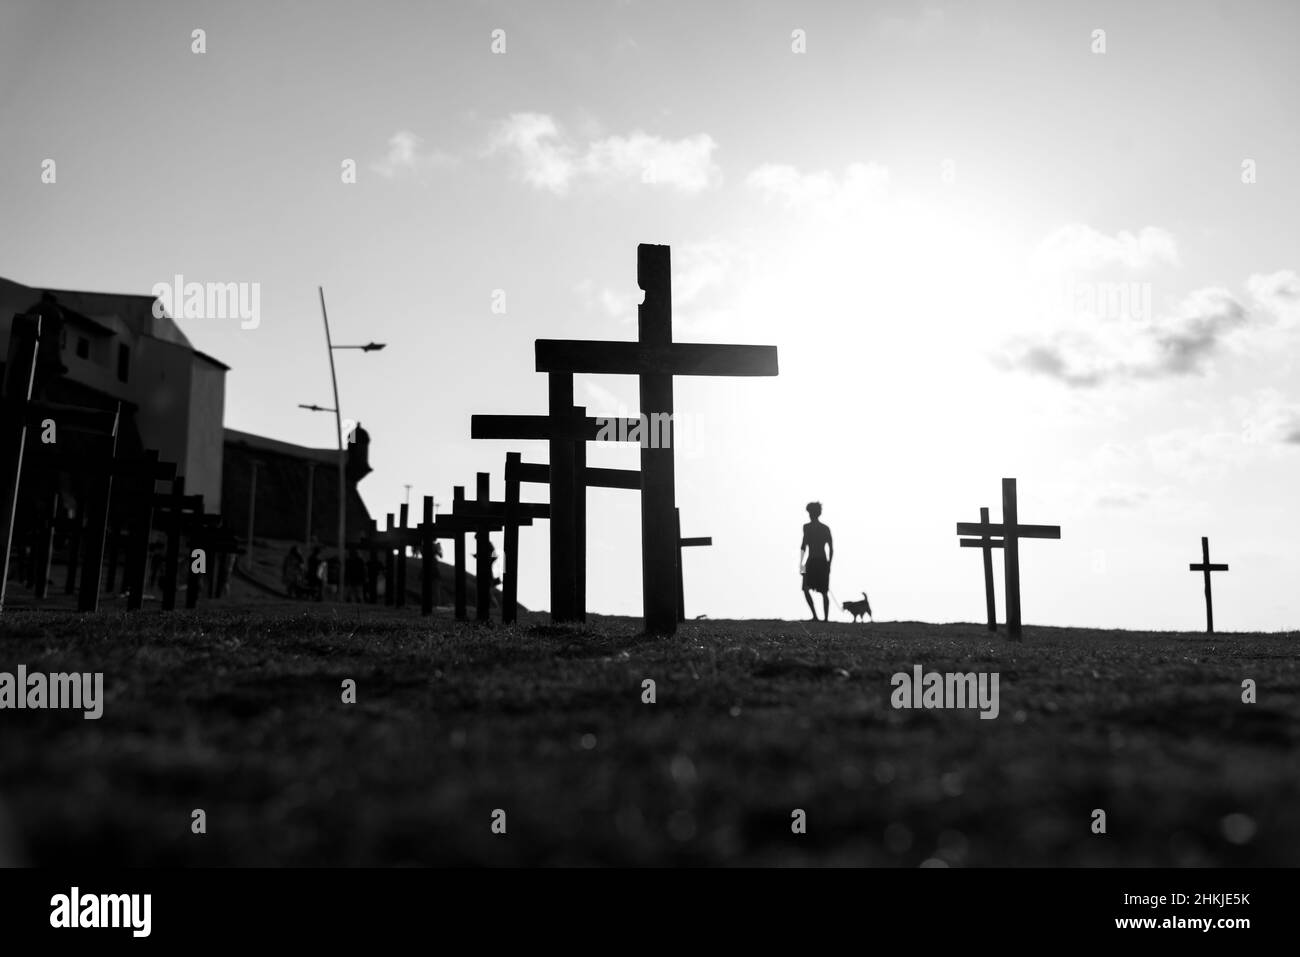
[282,546,304,597]
[800,501,833,621]
[306,547,322,601]
[345,548,365,603]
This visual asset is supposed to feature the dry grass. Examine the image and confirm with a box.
[0,605,1295,866]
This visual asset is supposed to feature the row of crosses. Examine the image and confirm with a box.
[958,479,1231,638]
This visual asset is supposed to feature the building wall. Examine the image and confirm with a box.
[222,435,373,547]
[186,358,226,512]
[131,336,193,478]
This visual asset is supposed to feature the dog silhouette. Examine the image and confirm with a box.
[842,592,873,622]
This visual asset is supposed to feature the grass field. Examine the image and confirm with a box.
[0,605,1295,866]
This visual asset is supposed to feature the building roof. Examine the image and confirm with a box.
[224,428,339,465]
[42,285,194,348]
[193,349,231,371]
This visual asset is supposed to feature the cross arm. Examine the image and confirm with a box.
[959,538,1005,548]
[956,522,1061,539]
[452,500,550,520]
[679,536,712,547]
[506,460,641,490]
[536,340,779,377]
[472,413,641,442]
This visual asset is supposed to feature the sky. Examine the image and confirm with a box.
[2,0,1298,630]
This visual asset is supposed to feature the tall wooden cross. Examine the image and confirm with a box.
[1189,536,1229,635]
[958,505,1002,632]
[501,452,640,624]
[472,401,638,622]
[535,244,779,634]
[955,478,1060,640]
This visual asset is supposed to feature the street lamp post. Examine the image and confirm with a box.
[306,287,386,601]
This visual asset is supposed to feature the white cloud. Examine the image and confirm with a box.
[489,113,719,194]
[574,278,639,324]
[1246,269,1300,324]
[745,162,890,211]
[1034,224,1180,272]
[574,240,740,331]
[580,379,625,411]
[370,130,456,179]
[1241,389,1300,446]
[999,285,1252,386]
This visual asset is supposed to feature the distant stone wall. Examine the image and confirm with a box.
[222,438,372,546]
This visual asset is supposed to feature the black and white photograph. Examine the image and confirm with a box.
[0,0,1293,940]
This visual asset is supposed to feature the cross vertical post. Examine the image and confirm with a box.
[547,375,579,621]
[638,245,677,634]
[1002,479,1021,638]
[64,501,83,595]
[452,485,467,620]
[979,507,997,632]
[503,453,522,624]
[78,404,121,613]
[32,492,58,600]
[161,476,185,610]
[124,450,160,611]
[675,508,684,622]
[475,472,492,622]
[396,502,409,608]
[383,512,396,607]
[421,495,434,616]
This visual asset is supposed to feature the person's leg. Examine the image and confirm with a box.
[803,588,818,620]
[822,591,830,620]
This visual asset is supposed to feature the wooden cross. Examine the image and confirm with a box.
[420,496,436,616]
[1189,536,1229,634]
[151,476,204,611]
[472,401,638,622]
[675,508,712,622]
[955,478,1060,640]
[383,511,397,606]
[396,501,410,608]
[451,471,549,622]
[370,496,536,619]
[535,243,779,635]
[182,513,241,607]
[42,444,172,612]
[500,451,640,624]
[27,491,60,600]
[958,506,1002,632]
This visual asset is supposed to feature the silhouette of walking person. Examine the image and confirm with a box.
[800,501,833,621]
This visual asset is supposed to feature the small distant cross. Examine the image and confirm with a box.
[955,478,1060,640]
[675,508,712,622]
[1188,536,1229,634]
[958,505,1003,633]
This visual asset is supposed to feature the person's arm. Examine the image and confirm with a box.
[826,529,834,565]
[800,527,809,563]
